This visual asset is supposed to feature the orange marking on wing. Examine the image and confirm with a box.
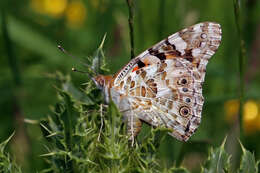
[166,54,177,59]
[143,58,150,66]
[132,66,139,72]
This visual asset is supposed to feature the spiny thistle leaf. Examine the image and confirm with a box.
[201,137,231,173]
[59,91,78,150]
[0,132,22,173]
[239,141,259,173]
[0,132,15,154]
[92,33,109,74]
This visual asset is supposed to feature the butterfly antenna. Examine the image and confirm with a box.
[58,45,97,75]
[71,67,89,74]
[72,67,97,85]
[58,45,79,60]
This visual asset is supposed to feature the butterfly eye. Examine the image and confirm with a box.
[179,106,190,117]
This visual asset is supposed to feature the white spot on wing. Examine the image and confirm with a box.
[201,33,207,39]
[210,35,222,40]
[193,23,203,32]
[199,59,208,68]
[200,41,206,48]
[182,28,188,32]
[157,88,171,97]
[168,33,187,55]
[143,64,158,77]
[204,49,215,58]
[192,48,201,57]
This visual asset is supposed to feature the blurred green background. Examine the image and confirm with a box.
[0,0,260,172]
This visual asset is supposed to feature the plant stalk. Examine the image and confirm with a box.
[233,0,246,143]
[158,0,165,40]
[126,0,135,59]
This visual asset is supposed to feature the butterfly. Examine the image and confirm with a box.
[92,22,222,142]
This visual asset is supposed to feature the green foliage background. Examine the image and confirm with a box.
[0,0,260,172]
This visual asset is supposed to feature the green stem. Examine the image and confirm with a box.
[1,10,31,171]
[158,0,165,40]
[126,0,135,59]
[1,11,21,86]
[233,0,246,142]
[136,2,144,51]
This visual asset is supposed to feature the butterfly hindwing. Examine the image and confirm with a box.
[113,58,202,141]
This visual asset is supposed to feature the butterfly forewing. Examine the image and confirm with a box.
[109,22,222,141]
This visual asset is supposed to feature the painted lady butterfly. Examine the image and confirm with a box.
[93,22,222,142]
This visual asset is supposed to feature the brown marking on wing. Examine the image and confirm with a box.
[141,70,147,79]
[184,49,193,62]
[162,71,167,80]
[127,76,131,84]
[120,81,124,88]
[146,88,156,98]
[167,100,173,109]
[158,62,167,72]
[141,86,146,97]
[130,81,135,88]
[166,79,170,86]
[159,98,167,106]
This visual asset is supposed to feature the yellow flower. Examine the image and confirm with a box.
[30,0,67,18]
[44,0,68,17]
[224,99,239,123]
[243,100,259,134]
[243,100,258,121]
[65,1,86,27]
[224,99,260,134]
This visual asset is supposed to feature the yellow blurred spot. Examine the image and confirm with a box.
[224,99,260,134]
[31,0,67,17]
[243,100,258,121]
[30,0,46,14]
[66,1,86,27]
[44,0,67,17]
[243,100,260,134]
[224,99,239,123]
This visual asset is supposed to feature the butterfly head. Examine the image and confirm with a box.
[92,75,112,103]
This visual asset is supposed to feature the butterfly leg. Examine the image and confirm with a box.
[127,113,142,146]
[115,94,142,146]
